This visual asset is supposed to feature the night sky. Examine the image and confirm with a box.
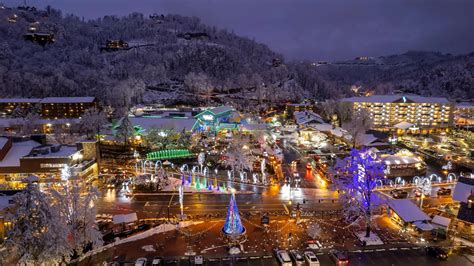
[5,0,474,60]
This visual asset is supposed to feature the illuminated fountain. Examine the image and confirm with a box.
[198,152,205,174]
[180,164,189,173]
[252,173,258,184]
[395,177,405,186]
[154,160,162,175]
[203,166,209,177]
[447,173,456,183]
[239,171,247,182]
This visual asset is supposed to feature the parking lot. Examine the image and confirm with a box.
[114,247,472,265]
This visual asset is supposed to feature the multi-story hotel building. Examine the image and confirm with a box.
[0,97,98,119]
[341,95,454,133]
[40,97,98,119]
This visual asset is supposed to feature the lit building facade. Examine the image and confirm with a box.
[40,97,98,119]
[0,138,98,189]
[342,95,454,133]
[0,97,98,119]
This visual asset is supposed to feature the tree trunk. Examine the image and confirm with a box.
[365,224,371,238]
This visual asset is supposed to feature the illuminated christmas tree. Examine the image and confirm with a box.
[223,191,245,235]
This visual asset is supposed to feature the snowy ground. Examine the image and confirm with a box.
[355,231,384,246]
[78,221,202,262]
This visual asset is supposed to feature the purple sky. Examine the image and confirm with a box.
[5,0,474,60]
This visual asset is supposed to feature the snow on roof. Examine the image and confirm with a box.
[0,140,41,167]
[25,145,78,158]
[413,221,435,231]
[341,95,450,104]
[452,181,474,203]
[431,215,451,228]
[357,134,378,146]
[311,123,332,132]
[388,199,430,222]
[0,98,41,103]
[240,124,267,131]
[294,111,324,125]
[393,121,414,130]
[41,97,96,103]
[0,118,80,127]
[330,127,348,138]
[0,195,14,210]
[286,103,312,107]
[0,137,9,150]
[456,103,474,109]
[113,213,137,224]
[130,117,197,132]
[382,154,422,165]
[0,118,25,127]
[209,106,234,115]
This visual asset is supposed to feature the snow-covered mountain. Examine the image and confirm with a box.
[293,51,474,100]
[0,5,472,107]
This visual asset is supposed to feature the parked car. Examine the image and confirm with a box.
[289,250,305,265]
[425,246,448,260]
[329,250,349,265]
[194,255,204,265]
[304,251,320,265]
[414,189,430,198]
[275,250,292,266]
[307,240,323,249]
[390,189,408,199]
[135,257,147,266]
[437,187,451,196]
[152,256,162,266]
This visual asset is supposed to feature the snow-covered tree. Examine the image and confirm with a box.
[50,179,103,256]
[307,223,322,239]
[79,107,107,140]
[342,109,372,148]
[6,179,71,264]
[223,135,253,179]
[184,72,213,103]
[330,148,384,237]
[18,112,42,136]
[116,115,135,145]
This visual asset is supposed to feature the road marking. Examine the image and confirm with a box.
[401,247,410,250]
[376,248,386,251]
[364,250,374,252]
[388,248,398,251]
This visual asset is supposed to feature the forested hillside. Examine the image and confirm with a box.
[0,5,307,110]
[0,5,472,110]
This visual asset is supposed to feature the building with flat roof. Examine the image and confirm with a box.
[0,137,98,188]
[40,97,98,119]
[284,103,314,118]
[0,97,98,119]
[341,95,454,133]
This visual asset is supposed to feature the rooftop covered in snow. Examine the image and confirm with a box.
[40,97,96,103]
[129,117,198,132]
[388,199,430,223]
